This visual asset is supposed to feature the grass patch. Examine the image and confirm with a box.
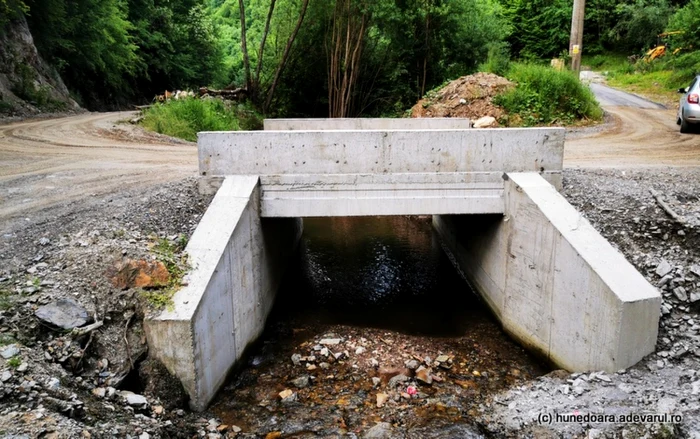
[0,288,15,311]
[0,98,14,114]
[495,63,603,126]
[607,69,681,107]
[0,334,16,346]
[7,357,21,368]
[582,53,631,72]
[586,51,700,107]
[140,235,190,311]
[141,98,263,142]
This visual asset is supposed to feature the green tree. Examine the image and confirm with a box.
[0,0,28,29]
[611,0,674,52]
[26,0,139,104]
[667,0,700,49]
[499,0,572,59]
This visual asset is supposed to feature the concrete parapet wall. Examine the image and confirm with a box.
[198,129,564,177]
[198,129,565,216]
[263,118,472,131]
[144,176,302,411]
[434,172,660,372]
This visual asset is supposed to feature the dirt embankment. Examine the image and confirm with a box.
[410,73,513,121]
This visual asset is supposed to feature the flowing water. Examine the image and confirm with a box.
[210,216,549,438]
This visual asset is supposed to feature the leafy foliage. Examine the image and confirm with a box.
[494,63,603,126]
[499,0,572,59]
[141,97,262,141]
[0,0,27,30]
[667,0,700,49]
[23,0,223,107]
[12,0,697,120]
[610,0,673,52]
[277,0,508,117]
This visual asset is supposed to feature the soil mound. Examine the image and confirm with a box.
[410,72,513,121]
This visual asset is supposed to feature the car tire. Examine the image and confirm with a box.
[680,115,692,134]
[677,116,682,125]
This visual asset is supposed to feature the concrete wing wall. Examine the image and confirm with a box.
[263,118,472,130]
[144,176,302,411]
[435,172,661,372]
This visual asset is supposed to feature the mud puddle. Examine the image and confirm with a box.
[210,216,549,438]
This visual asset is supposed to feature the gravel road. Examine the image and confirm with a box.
[565,83,700,168]
[0,112,197,233]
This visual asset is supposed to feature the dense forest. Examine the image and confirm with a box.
[1,0,699,115]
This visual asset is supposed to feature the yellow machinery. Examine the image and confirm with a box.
[644,31,685,61]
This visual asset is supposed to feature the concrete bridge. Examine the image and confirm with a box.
[145,118,661,411]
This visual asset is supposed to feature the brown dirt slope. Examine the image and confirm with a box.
[410,72,513,120]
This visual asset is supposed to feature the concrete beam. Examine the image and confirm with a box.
[434,172,660,372]
[198,129,564,177]
[260,172,552,217]
[263,118,472,131]
[144,176,302,411]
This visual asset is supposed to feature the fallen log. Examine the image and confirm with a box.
[650,188,686,225]
[198,87,248,100]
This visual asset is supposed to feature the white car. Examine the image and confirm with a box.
[677,75,700,134]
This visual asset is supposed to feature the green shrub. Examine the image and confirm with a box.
[589,55,608,69]
[479,42,511,77]
[141,98,263,142]
[0,97,14,114]
[10,63,66,111]
[494,63,603,126]
[666,51,700,88]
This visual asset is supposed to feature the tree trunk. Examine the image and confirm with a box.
[264,0,310,113]
[238,0,252,90]
[327,0,368,118]
[420,8,430,97]
[254,0,277,92]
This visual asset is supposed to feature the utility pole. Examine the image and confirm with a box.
[569,0,586,75]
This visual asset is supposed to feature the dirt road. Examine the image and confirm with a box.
[1,89,698,232]
[565,83,700,168]
[0,112,197,232]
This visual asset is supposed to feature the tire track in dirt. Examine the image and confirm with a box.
[565,84,700,168]
[0,112,197,230]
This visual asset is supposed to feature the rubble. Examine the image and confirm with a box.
[108,259,170,289]
[410,72,513,121]
[34,298,89,330]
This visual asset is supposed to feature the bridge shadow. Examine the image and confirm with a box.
[271,216,495,338]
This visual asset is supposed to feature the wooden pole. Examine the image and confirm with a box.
[569,0,586,75]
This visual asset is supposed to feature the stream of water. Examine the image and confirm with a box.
[211,216,548,438]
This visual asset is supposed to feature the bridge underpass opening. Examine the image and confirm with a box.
[205,214,550,434]
[144,124,661,411]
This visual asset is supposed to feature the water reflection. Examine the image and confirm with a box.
[277,216,487,336]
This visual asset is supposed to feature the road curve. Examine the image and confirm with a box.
[0,112,197,228]
[1,91,698,229]
[565,83,700,168]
